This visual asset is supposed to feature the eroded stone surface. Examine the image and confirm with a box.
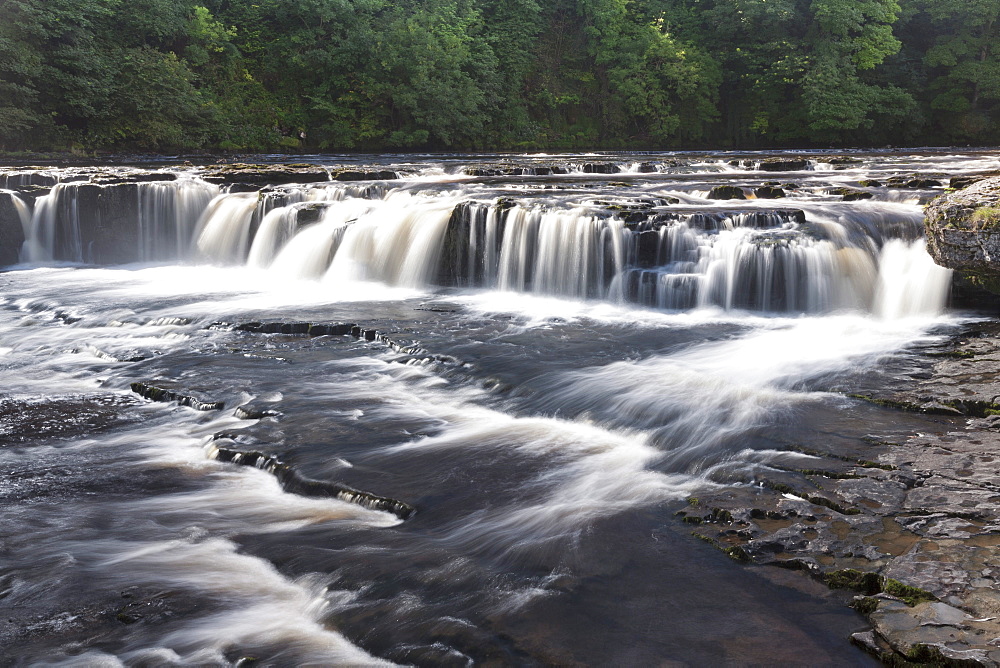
[926,177,1000,275]
[677,321,1000,665]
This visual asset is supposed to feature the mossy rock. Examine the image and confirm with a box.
[708,185,746,200]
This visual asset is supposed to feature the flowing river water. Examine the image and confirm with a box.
[0,150,991,665]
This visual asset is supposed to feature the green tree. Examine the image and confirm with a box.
[916,0,1000,140]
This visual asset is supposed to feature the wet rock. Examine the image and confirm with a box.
[234,402,281,420]
[925,177,1000,287]
[71,183,141,264]
[332,169,398,182]
[952,172,1000,190]
[636,231,660,268]
[683,319,1000,665]
[858,179,883,188]
[830,187,874,201]
[708,185,746,200]
[753,186,785,199]
[129,382,224,411]
[757,158,810,172]
[207,441,415,519]
[582,163,620,174]
[0,394,142,445]
[887,175,943,188]
[0,191,26,265]
[825,156,863,166]
[201,163,332,185]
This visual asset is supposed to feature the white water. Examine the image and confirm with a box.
[8,165,954,319]
[0,152,975,663]
[138,179,219,260]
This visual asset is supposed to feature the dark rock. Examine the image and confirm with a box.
[582,163,620,174]
[637,162,658,173]
[307,323,355,336]
[830,187,874,201]
[636,231,660,268]
[858,179,883,188]
[201,163,332,185]
[753,186,786,199]
[825,156,863,165]
[75,184,141,264]
[0,191,27,265]
[924,177,1000,277]
[950,172,1000,190]
[708,185,746,200]
[887,175,943,189]
[757,158,810,172]
[129,382,224,411]
[234,402,281,420]
[208,442,415,519]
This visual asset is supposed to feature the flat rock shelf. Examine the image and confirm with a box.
[3,149,1000,666]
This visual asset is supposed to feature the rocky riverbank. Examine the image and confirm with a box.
[673,319,1000,664]
[663,178,1000,665]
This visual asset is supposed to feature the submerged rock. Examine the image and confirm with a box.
[129,382,224,411]
[207,441,415,519]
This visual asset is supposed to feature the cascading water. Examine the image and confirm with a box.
[138,179,219,261]
[7,163,952,319]
[0,151,976,665]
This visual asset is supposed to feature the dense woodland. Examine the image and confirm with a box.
[0,0,996,152]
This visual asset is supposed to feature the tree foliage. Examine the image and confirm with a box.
[0,0,997,151]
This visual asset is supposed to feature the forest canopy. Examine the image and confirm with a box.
[0,0,996,152]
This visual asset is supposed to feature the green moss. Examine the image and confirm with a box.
[824,570,937,607]
[686,496,700,507]
[850,596,880,615]
[691,531,716,546]
[725,546,751,562]
[824,569,882,595]
[708,507,734,523]
[847,393,924,412]
[883,578,937,606]
[925,350,975,359]
[970,205,1000,228]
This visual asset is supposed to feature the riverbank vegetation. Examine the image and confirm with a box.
[1,0,997,152]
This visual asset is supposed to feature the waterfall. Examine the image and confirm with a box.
[323,193,458,288]
[193,194,261,264]
[6,172,952,317]
[873,239,952,319]
[22,184,81,263]
[11,193,31,241]
[496,207,625,299]
[138,180,219,261]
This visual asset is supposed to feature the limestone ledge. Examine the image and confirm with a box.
[678,320,1000,665]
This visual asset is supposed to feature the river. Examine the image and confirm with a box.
[0,149,987,665]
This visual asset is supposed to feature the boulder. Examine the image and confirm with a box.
[708,185,746,200]
[924,177,1000,279]
[753,186,785,199]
